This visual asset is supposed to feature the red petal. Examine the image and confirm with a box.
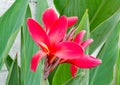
[30,51,45,72]
[74,30,86,43]
[42,8,58,32]
[70,65,77,78]
[67,55,102,68]
[81,39,93,49]
[27,18,50,50]
[48,16,67,44]
[67,16,78,28]
[54,42,84,59]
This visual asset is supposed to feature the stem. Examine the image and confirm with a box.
[40,59,47,85]
[41,79,46,85]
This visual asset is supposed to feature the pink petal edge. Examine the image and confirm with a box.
[30,51,45,72]
[67,16,78,28]
[81,39,93,49]
[74,30,86,43]
[70,65,77,78]
[67,55,102,68]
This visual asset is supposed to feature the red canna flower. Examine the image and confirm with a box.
[62,30,102,77]
[27,8,101,79]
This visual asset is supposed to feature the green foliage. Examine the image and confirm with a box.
[52,64,71,85]
[20,0,48,85]
[89,22,120,85]
[90,10,120,54]
[116,49,120,85]
[21,6,42,85]
[0,0,28,69]
[6,56,20,85]
[64,72,86,85]
[36,0,48,24]
[116,23,120,85]
[5,55,13,71]
[54,0,120,30]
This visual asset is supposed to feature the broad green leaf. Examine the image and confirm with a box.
[48,66,57,85]
[5,55,13,71]
[116,49,120,85]
[64,72,86,85]
[21,6,41,85]
[64,69,89,85]
[75,10,90,85]
[52,10,90,85]
[116,27,120,85]
[115,49,120,85]
[21,0,48,84]
[36,0,50,84]
[90,10,120,54]
[75,10,89,37]
[0,0,28,70]
[89,22,120,85]
[52,64,71,85]
[6,57,20,85]
[54,0,120,30]
[65,10,90,85]
[36,0,48,24]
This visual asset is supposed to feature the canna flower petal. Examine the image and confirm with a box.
[27,18,50,51]
[48,16,67,44]
[70,65,77,78]
[67,55,102,68]
[67,16,78,28]
[54,42,84,59]
[30,51,45,72]
[81,39,93,49]
[42,8,58,32]
[74,30,86,43]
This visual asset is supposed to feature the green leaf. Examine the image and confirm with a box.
[52,64,71,85]
[64,72,86,85]
[36,0,48,24]
[116,49,120,85]
[75,10,89,37]
[74,10,90,85]
[21,0,48,84]
[5,55,13,71]
[116,26,120,85]
[89,10,120,54]
[54,0,120,30]
[21,6,41,85]
[0,0,28,70]
[6,56,20,85]
[89,22,120,85]
[48,66,57,85]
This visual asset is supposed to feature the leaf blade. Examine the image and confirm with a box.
[89,21,120,85]
[6,56,20,85]
[0,0,28,69]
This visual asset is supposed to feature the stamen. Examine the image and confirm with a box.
[64,27,76,41]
